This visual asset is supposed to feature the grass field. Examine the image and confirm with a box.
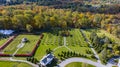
[0,38,8,46]
[66,29,88,47]
[3,34,40,54]
[34,33,63,60]
[34,29,94,61]
[65,62,95,67]
[66,29,93,58]
[0,61,32,67]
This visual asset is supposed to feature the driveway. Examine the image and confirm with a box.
[58,57,106,67]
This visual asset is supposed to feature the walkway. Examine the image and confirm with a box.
[80,29,101,63]
[63,37,72,51]
[58,57,106,67]
[10,57,38,67]
[9,42,39,67]
[53,37,72,53]
[12,43,25,56]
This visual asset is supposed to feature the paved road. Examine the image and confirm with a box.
[58,58,106,67]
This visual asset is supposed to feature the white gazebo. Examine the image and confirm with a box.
[21,38,28,43]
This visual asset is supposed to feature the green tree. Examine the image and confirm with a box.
[34,14,44,29]
[26,24,33,32]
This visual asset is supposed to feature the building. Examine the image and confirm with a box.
[0,0,6,5]
[0,30,14,35]
[118,59,120,67]
[40,54,54,66]
[21,38,28,43]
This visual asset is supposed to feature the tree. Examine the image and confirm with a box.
[93,14,102,27]
[34,14,44,29]
[12,15,27,30]
[92,35,99,46]
[115,51,120,56]
[90,32,97,42]
[26,24,33,32]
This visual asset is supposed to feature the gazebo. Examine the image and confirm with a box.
[21,38,28,43]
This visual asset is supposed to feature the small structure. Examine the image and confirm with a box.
[21,38,28,43]
[0,30,14,35]
[40,53,54,66]
[118,59,120,67]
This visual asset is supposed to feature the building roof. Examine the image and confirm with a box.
[40,54,54,66]
[0,30,14,35]
[22,38,28,42]
[118,59,120,67]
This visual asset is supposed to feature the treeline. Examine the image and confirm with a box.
[0,6,120,38]
[1,0,120,14]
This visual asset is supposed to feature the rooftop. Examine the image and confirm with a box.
[0,30,14,35]
[40,54,54,66]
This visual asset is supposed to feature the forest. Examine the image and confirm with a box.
[0,5,120,38]
[0,0,120,14]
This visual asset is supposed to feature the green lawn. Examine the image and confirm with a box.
[65,62,95,67]
[34,33,62,60]
[66,29,88,47]
[0,38,8,46]
[34,29,94,60]
[54,47,69,59]
[3,34,40,54]
[66,29,91,53]
[66,29,93,58]
[0,61,32,67]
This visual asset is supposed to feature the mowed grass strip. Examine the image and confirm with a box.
[65,62,95,67]
[0,61,32,67]
[66,29,91,54]
[3,35,39,54]
[66,29,88,46]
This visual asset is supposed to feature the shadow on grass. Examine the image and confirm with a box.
[47,58,58,67]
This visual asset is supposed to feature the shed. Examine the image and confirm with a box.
[0,30,14,35]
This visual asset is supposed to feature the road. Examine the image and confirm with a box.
[58,57,106,67]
